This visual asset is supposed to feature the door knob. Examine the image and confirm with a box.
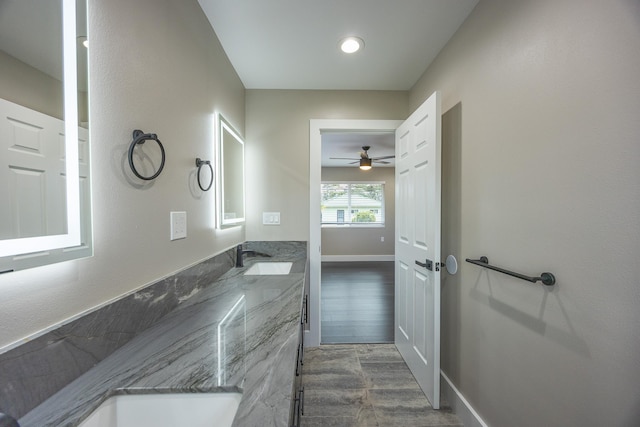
[415,259,434,271]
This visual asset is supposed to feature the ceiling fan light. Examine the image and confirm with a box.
[359,158,372,170]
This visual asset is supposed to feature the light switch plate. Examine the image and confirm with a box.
[262,212,280,225]
[170,211,187,240]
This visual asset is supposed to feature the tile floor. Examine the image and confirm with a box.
[300,344,463,427]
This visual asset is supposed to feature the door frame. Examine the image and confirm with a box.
[308,119,403,347]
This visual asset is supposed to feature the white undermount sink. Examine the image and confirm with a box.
[78,392,242,427]
[244,262,293,275]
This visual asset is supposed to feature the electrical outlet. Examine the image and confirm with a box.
[263,212,280,225]
[170,211,187,240]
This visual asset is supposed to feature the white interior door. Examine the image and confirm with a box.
[0,98,91,271]
[0,98,66,240]
[395,91,442,408]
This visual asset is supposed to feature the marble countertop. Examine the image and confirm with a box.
[19,242,307,427]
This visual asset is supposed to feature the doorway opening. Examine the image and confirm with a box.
[308,119,402,347]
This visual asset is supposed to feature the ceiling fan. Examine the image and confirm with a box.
[330,146,395,170]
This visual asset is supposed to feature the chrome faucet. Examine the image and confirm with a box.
[236,244,271,267]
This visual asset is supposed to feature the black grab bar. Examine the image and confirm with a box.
[465,256,556,286]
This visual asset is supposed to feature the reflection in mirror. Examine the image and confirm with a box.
[218,116,245,227]
[0,0,91,272]
[217,295,246,386]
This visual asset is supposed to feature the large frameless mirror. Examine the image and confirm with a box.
[0,0,91,273]
[218,116,245,227]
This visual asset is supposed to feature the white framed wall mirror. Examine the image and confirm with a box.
[218,116,245,228]
[0,0,92,273]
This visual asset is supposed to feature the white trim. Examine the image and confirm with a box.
[321,255,394,262]
[441,370,490,427]
[218,116,246,227]
[309,119,403,347]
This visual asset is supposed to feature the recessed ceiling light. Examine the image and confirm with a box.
[339,36,364,54]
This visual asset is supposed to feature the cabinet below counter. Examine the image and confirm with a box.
[290,294,308,427]
[19,242,308,427]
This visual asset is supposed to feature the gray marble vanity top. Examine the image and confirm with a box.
[19,242,307,427]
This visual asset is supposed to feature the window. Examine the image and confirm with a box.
[321,182,385,226]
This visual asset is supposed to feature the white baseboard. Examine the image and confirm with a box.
[441,371,489,427]
[321,255,394,262]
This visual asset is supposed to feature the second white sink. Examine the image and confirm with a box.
[244,262,292,275]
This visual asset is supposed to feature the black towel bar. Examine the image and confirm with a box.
[465,256,556,286]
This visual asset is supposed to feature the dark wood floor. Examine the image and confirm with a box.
[321,261,394,344]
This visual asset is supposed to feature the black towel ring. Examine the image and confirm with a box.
[128,129,165,180]
[195,158,214,191]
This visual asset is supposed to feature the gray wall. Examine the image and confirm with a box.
[245,90,408,241]
[0,51,88,124]
[411,0,640,426]
[0,0,245,350]
[0,50,64,120]
[321,167,395,257]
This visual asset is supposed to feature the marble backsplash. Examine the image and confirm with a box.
[0,245,241,419]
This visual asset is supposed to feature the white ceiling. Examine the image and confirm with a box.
[198,0,478,168]
[198,0,479,90]
[1,0,478,170]
[321,132,395,168]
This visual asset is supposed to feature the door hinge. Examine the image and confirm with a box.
[435,262,441,272]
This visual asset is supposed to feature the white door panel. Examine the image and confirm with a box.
[413,160,429,250]
[1,99,91,261]
[414,270,428,357]
[9,167,46,238]
[397,260,410,340]
[398,129,410,159]
[397,168,410,243]
[395,91,441,408]
[1,100,66,240]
